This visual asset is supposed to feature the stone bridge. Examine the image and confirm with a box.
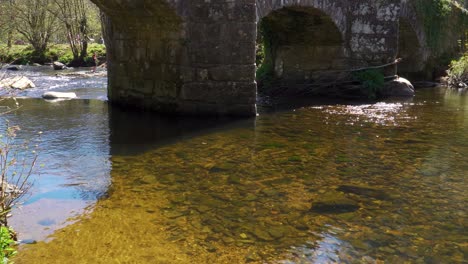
[90,0,459,116]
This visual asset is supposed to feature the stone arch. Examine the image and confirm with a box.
[256,1,348,37]
[256,4,349,88]
[398,3,429,79]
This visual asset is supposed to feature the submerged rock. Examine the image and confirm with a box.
[337,185,390,200]
[253,227,274,241]
[6,66,20,71]
[42,91,77,99]
[0,76,36,90]
[310,192,360,214]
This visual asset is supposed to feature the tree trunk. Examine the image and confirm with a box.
[80,40,88,61]
[7,30,13,48]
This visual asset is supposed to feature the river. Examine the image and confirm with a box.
[0,67,466,263]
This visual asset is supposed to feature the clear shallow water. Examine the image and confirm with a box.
[0,83,466,263]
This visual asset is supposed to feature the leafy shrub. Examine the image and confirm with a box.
[0,226,16,263]
[0,44,106,66]
[447,53,468,87]
[354,69,385,99]
[58,52,74,65]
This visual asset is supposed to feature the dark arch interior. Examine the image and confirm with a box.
[257,7,346,91]
[398,19,425,80]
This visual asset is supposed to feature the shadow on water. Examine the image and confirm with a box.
[0,97,255,242]
[3,87,468,263]
[108,106,256,156]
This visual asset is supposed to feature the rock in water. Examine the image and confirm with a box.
[53,61,66,70]
[382,77,415,97]
[337,185,390,200]
[42,92,77,99]
[0,76,36,90]
[310,192,360,214]
[310,200,360,214]
[6,66,20,71]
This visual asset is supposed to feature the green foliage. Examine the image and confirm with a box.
[415,0,468,52]
[0,45,32,64]
[354,69,385,99]
[449,53,468,76]
[57,43,105,65]
[0,44,106,66]
[447,53,468,86]
[86,43,106,60]
[0,226,16,263]
[256,62,275,90]
[256,19,279,91]
[58,52,74,65]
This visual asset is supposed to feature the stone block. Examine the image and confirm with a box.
[180,82,256,104]
[142,80,154,95]
[209,65,256,82]
[153,82,178,98]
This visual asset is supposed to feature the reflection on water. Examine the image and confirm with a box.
[0,99,111,241]
[3,88,467,263]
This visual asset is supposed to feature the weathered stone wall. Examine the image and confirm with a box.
[92,0,257,116]
[398,1,429,79]
[92,0,422,116]
[257,0,402,83]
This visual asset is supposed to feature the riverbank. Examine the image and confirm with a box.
[446,53,468,89]
[0,44,106,67]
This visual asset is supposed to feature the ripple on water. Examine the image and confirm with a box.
[7,88,468,263]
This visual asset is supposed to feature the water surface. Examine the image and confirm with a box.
[1,80,466,263]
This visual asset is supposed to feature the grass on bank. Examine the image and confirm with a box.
[0,43,106,66]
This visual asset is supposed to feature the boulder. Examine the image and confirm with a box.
[382,77,415,97]
[310,191,360,214]
[0,76,36,90]
[42,91,77,99]
[6,66,20,71]
[53,61,66,70]
[337,185,390,200]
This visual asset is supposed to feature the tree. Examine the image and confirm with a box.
[51,0,91,66]
[13,0,59,62]
[0,0,17,48]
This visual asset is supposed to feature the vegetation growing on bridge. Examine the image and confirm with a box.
[414,0,468,53]
[353,69,385,100]
[256,19,277,92]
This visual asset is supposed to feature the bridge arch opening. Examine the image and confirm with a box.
[256,7,346,94]
[397,18,426,80]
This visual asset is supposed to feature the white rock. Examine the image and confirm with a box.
[42,92,77,99]
[53,61,66,70]
[0,76,36,90]
[382,77,415,97]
